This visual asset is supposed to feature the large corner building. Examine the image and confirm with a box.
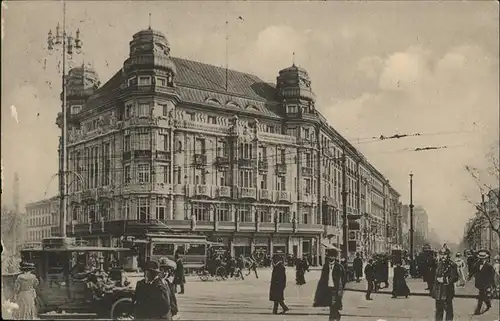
[53,27,401,261]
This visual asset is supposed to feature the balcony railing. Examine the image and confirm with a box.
[156,150,171,161]
[194,154,207,168]
[259,189,272,201]
[301,166,313,177]
[215,156,230,168]
[194,185,212,198]
[238,158,255,169]
[239,187,257,199]
[275,190,292,203]
[217,186,231,198]
[134,150,152,158]
[276,163,287,175]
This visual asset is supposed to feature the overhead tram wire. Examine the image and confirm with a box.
[57,144,468,181]
[346,129,479,145]
[63,136,474,164]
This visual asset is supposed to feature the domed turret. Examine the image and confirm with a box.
[123,27,177,85]
[276,64,316,117]
[276,64,315,103]
[65,64,100,99]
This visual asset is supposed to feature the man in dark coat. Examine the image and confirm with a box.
[313,247,346,321]
[471,250,495,315]
[269,255,289,314]
[364,259,375,300]
[433,247,459,321]
[426,253,438,292]
[159,257,179,319]
[174,254,185,294]
[466,250,476,277]
[353,253,363,283]
[134,260,173,320]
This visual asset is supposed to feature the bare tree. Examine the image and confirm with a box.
[464,142,500,242]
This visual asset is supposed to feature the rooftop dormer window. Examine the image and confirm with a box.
[156,77,166,87]
[128,76,137,86]
[286,105,298,114]
[138,76,151,86]
[71,105,82,115]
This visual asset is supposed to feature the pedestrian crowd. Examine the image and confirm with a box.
[3,245,499,321]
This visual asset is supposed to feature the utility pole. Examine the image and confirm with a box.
[47,1,83,238]
[341,149,349,259]
[409,173,414,262]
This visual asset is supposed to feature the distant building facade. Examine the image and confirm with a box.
[25,196,60,243]
[464,188,499,253]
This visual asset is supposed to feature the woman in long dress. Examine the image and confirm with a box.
[391,261,410,298]
[454,252,466,287]
[13,261,39,320]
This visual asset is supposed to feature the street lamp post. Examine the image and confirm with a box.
[409,173,414,263]
[47,1,83,238]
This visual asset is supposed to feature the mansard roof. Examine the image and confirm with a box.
[83,57,279,115]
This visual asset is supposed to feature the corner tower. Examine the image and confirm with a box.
[276,64,316,118]
[123,27,177,87]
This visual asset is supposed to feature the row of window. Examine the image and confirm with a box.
[27,228,51,241]
[28,215,54,227]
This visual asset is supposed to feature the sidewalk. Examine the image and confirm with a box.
[345,277,491,299]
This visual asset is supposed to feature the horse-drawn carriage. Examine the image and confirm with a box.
[16,237,135,319]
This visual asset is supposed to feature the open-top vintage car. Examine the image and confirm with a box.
[18,237,135,319]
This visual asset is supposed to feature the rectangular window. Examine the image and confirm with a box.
[304,178,311,194]
[138,76,151,86]
[71,105,82,115]
[125,104,133,118]
[176,166,182,184]
[138,133,150,150]
[207,116,217,124]
[124,135,131,152]
[193,204,210,221]
[137,198,150,221]
[137,164,150,183]
[239,143,252,159]
[239,170,253,188]
[195,138,206,154]
[123,199,130,219]
[185,112,195,121]
[305,153,311,167]
[156,199,166,221]
[303,212,309,224]
[159,165,170,184]
[216,204,230,222]
[258,146,267,161]
[238,206,252,222]
[138,103,149,117]
[287,105,298,114]
[156,77,167,87]
[102,142,111,186]
[217,141,228,157]
[260,174,267,189]
[128,77,137,86]
[277,176,286,191]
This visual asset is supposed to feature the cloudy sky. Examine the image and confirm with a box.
[1,1,498,243]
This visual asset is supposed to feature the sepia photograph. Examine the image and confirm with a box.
[1,0,499,320]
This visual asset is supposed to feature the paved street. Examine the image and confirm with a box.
[176,268,499,321]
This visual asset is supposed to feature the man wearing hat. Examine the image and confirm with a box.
[159,257,179,319]
[269,254,289,315]
[470,250,495,315]
[313,247,346,321]
[363,258,375,300]
[133,260,174,320]
[432,246,459,321]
